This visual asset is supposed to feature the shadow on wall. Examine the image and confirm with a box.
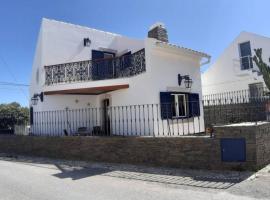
[0,154,254,190]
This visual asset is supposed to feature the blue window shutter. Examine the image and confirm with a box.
[160,92,173,119]
[92,50,104,80]
[188,93,200,117]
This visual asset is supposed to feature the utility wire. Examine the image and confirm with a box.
[0,81,29,87]
[0,53,29,99]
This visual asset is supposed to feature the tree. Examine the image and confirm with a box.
[0,102,29,130]
[253,48,270,90]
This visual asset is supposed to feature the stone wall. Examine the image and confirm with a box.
[255,123,270,168]
[204,102,266,125]
[0,122,269,171]
[214,122,270,170]
[0,136,216,169]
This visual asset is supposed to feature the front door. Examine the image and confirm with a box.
[103,99,111,136]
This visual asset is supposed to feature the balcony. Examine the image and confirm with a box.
[44,48,145,86]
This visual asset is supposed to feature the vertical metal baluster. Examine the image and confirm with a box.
[139,105,141,136]
[161,104,165,136]
[114,107,117,136]
[171,102,174,136]
[88,108,90,133]
[44,111,46,136]
[34,112,37,136]
[57,110,59,136]
[53,110,55,136]
[95,108,98,133]
[91,108,94,134]
[126,106,128,136]
[122,106,125,136]
[43,111,45,135]
[109,106,113,136]
[147,104,150,136]
[187,117,190,135]
[134,105,137,136]
[47,111,49,136]
[130,105,133,136]
[156,104,160,136]
[181,118,184,135]
[177,113,180,136]
[117,106,120,136]
[151,104,155,137]
[143,105,146,136]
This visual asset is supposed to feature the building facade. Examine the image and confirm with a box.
[202,32,270,96]
[30,19,210,136]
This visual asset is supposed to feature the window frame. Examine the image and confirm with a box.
[238,41,253,70]
[171,93,188,118]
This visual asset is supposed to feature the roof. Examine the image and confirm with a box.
[43,18,210,58]
[42,18,121,37]
[156,41,210,58]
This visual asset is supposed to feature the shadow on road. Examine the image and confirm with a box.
[0,154,254,190]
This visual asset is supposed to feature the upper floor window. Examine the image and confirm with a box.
[239,41,253,70]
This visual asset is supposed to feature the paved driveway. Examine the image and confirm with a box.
[0,155,269,200]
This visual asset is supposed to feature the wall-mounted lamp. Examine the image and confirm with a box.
[31,92,44,106]
[178,74,193,89]
[83,38,91,47]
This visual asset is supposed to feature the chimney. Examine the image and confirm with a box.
[148,22,168,42]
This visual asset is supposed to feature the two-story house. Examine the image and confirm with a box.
[29,18,210,136]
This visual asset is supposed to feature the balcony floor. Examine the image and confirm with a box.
[44,84,129,95]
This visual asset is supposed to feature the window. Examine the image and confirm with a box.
[160,92,200,119]
[103,53,114,59]
[249,82,264,99]
[239,41,253,70]
[91,50,115,80]
[171,94,187,117]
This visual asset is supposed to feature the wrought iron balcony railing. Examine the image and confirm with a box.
[44,48,145,86]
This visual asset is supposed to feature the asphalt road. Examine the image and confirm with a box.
[0,156,269,200]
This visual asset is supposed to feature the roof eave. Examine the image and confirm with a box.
[155,41,210,59]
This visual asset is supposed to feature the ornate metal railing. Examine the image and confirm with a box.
[44,49,146,85]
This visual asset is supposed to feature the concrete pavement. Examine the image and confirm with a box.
[0,155,269,200]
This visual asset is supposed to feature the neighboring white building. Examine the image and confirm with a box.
[29,18,210,136]
[202,31,270,96]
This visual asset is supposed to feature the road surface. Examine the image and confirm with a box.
[0,155,269,200]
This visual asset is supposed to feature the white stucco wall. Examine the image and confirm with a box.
[30,18,144,110]
[202,31,270,95]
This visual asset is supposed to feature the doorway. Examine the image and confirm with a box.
[102,99,111,136]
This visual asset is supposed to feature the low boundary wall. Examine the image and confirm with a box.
[0,123,269,171]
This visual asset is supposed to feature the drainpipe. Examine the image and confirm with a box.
[200,56,211,66]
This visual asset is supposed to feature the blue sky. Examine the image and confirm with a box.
[0,0,270,106]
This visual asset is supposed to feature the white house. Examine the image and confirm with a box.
[29,18,210,136]
[202,31,270,96]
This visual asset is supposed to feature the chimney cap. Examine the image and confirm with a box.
[149,22,166,31]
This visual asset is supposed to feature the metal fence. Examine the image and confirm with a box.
[44,49,146,86]
[203,88,270,125]
[203,87,269,105]
[31,102,204,137]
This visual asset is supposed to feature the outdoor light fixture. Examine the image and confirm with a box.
[83,38,91,47]
[178,74,193,89]
[31,92,44,106]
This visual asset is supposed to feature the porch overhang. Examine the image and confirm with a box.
[44,84,129,95]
